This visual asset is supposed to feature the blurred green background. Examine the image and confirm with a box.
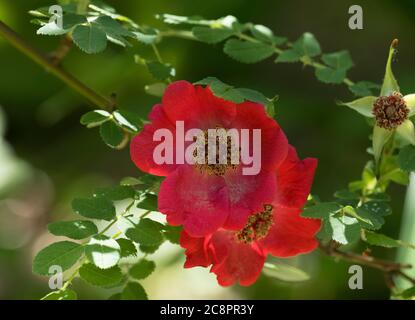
[0,0,414,300]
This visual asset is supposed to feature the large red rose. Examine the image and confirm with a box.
[130,81,288,237]
[180,147,321,286]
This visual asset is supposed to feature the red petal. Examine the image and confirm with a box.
[158,165,230,237]
[259,205,321,257]
[130,104,178,176]
[163,81,236,128]
[276,146,318,208]
[230,101,288,172]
[223,168,277,230]
[180,231,213,268]
[210,231,265,286]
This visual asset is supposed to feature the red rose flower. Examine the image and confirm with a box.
[180,146,321,286]
[130,81,288,237]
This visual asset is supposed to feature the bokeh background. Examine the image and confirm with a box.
[0,0,414,300]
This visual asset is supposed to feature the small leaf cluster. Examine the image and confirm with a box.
[33,175,181,300]
[80,109,144,149]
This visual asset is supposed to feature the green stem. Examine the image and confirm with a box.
[0,20,114,110]
[98,200,136,236]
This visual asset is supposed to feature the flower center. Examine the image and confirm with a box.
[372,92,409,130]
[194,127,240,176]
[235,204,274,244]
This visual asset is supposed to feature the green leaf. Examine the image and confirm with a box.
[113,110,142,132]
[94,15,132,37]
[400,286,415,299]
[121,282,148,300]
[315,67,346,84]
[129,259,156,280]
[41,289,77,300]
[99,121,125,149]
[325,215,360,245]
[72,24,107,54]
[72,197,116,221]
[350,81,380,97]
[355,207,385,231]
[33,241,84,275]
[361,201,392,217]
[94,185,136,201]
[120,176,142,186]
[362,231,400,248]
[145,83,167,97]
[137,193,158,211]
[116,238,137,258]
[80,110,111,128]
[126,218,164,247]
[275,49,302,63]
[62,13,87,30]
[85,235,121,269]
[163,225,182,244]
[292,32,321,57]
[321,51,354,71]
[223,39,274,63]
[79,263,123,287]
[48,220,98,240]
[263,262,310,282]
[146,61,175,80]
[156,14,212,26]
[139,244,162,254]
[192,26,234,44]
[250,24,281,44]
[398,145,415,172]
[301,202,342,219]
[195,77,244,103]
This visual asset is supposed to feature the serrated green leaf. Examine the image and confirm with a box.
[99,121,125,149]
[301,202,342,219]
[163,225,182,244]
[120,176,142,186]
[126,218,164,247]
[80,110,111,128]
[94,15,132,37]
[250,24,274,43]
[146,61,175,81]
[72,24,107,54]
[94,185,135,201]
[355,207,385,230]
[41,289,77,300]
[315,67,346,84]
[361,201,392,217]
[129,259,156,280]
[113,110,142,132]
[137,193,158,211]
[224,39,274,63]
[79,263,123,287]
[325,215,360,245]
[398,145,415,172]
[48,220,98,240]
[62,13,87,29]
[293,32,321,57]
[321,51,354,71]
[33,241,84,275]
[362,231,399,248]
[116,238,137,257]
[72,197,116,221]
[121,282,148,300]
[139,244,161,254]
[263,262,310,282]
[192,26,234,44]
[85,235,121,269]
[275,49,302,63]
[334,190,360,200]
